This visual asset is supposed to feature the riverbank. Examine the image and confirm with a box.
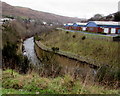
[35,39,99,69]
[35,39,96,80]
[2,35,120,94]
[37,29,120,68]
[34,29,120,88]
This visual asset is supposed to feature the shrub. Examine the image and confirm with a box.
[113,36,120,41]
[72,35,76,38]
[2,42,30,74]
[95,65,120,87]
[82,36,86,40]
[34,35,41,41]
[17,55,30,74]
[66,31,69,34]
[2,42,18,69]
[115,35,120,38]
[101,32,107,35]
[51,47,59,52]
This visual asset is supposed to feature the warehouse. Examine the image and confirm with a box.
[72,23,87,31]
[64,21,120,34]
[86,21,120,34]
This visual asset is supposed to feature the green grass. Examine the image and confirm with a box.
[2,88,36,94]
[39,30,120,68]
[2,69,120,94]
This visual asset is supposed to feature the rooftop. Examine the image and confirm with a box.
[75,22,87,25]
[92,21,120,26]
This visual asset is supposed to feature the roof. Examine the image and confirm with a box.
[91,21,120,26]
[64,23,73,26]
[67,23,73,25]
[43,21,47,25]
[75,22,87,25]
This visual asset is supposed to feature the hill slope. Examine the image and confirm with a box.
[2,2,82,24]
[2,69,120,94]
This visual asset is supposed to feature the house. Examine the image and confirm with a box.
[0,18,13,22]
[86,21,120,34]
[43,21,47,25]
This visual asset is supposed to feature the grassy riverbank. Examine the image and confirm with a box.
[38,29,119,68]
[2,69,120,94]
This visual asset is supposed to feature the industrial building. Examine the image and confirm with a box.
[64,21,120,34]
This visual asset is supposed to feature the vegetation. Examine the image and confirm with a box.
[37,30,120,87]
[2,15,58,70]
[2,13,120,94]
[88,14,103,21]
[39,30,119,68]
[2,42,30,74]
[51,47,59,52]
[34,35,41,41]
[114,12,120,21]
[2,69,120,94]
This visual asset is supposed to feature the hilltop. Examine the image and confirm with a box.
[2,2,83,24]
[88,12,120,21]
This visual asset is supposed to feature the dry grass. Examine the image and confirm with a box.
[39,30,120,68]
[2,69,120,94]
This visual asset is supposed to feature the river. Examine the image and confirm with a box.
[23,37,97,77]
[23,37,41,66]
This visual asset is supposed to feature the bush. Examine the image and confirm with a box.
[72,35,76,38]
[17,55,30,74]
[34,35,41,41]
[66,31,69,34]
[82,36,86,40]
[101,33,107,35]
[5,15,14,19]
[113,36,120,41]
[95,65,120,87]
[2,42,18,69]
[51,47,59,52]
[2,42,30,74]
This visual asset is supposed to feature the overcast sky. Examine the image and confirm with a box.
[1,0,120,19]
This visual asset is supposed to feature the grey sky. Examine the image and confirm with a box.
[1,0,120,19]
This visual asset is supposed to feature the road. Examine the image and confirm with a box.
[58,28,119,37]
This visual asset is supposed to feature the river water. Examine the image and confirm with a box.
[23,37,41,66]
[23,37,97,77]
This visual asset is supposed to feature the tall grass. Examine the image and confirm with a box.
[37,30,120,87]
[39,30,119,68]
[2,69,120,94]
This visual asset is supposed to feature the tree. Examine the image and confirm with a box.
[114,12,120,21]
[94,14,103,19]
[2,42,18,69]
[88,14,103,21]
[2,42,29,74]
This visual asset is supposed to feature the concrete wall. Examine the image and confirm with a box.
[34,40,98,79]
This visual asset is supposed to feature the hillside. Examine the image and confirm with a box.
[38,30,120,68]
[88,12,120,21]
[2,69,120,94]
[2,2,82,24]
